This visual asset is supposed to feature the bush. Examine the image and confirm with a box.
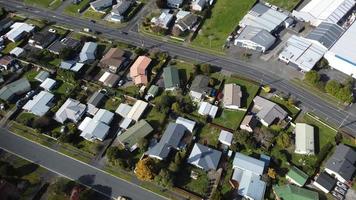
[304,70,320,85]
[325,80,341,96]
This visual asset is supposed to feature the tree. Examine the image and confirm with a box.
[138,138,148,151]
[168,161,179,173]
[325,80,341,96]
[267,168,276,179]
[171,102,181,113]
[135,158,156,181]
[276,132,291,148]
[201,64,213,75]
[158,95,172,112]
[335,132,343,144]
[59,47,76,60]
[106,146,120,164]
[33,116,51,132]
[209,78,218,87]
[51,178,76,195]
[336,86,353,103]
[154,169,174,188]
[156,0,167,9]
[193,64,201,75]
[304,70,320,85]
[210,190,222,200]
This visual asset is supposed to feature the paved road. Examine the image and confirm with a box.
[2,1,356,135]
[0,128,165,200]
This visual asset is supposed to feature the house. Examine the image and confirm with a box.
[22,91,54,117]
[120,118,133,130]
[126,100,148,121]
[54,98,87,124]
[187,143,222,171]
[130,56,151,85]
[9,47,24,57]
[198,102,218,118]
[292,0,355,26]
[60,60,76,70]
[163,66,180,90]
[218,130,233,146]
[28,31,57,49]
[278,35,327,72]
[145,85,159,100]
[48,37,81,55]
[240,115,258,132]
[87,90,106,115]
[223,83,242,110]
[189,75,212,101]
[71,63,85,72]
[286,166,309,187]
[191,0,206,11]
[239,3,288,33]
[90,0,113,12]
[35,71,50,82]
[295,123,315,155]
[110,0,133,22]
[100,48,126,73]
[313,172,336,193]
[99,72,120,87]
[40,78,56,91]
[325,144,356,183]
[253,96,288,127]
[0,78,31,101]
[234,26,276,53]
[151,11,174,29]
[147,123,187,160]
[0,56,14,70]
[232,153,266,200]
[79,42,97,63]
[5,22,35,42]
[167,0,183,8]
[0,18,14,33]
[116,103,132,118]
[79,109,114,141]
[176,117,196,132]
[273,184,319,200]
[117,120,153,150]
[175,13,199,32]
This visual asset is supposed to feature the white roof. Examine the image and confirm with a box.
[151,11,174,28]
[9,47,24,57]
[127,100,148,121]
[92,109,114,124]
[176,117,196,132]
[218,130,233,146]
[279,35,327,72]
[198,102,218,118]
[175,10,190,21]
[80,120,110,141]
[5,22,35,42]
[99,71,111,82]
[71,63,85,72]
[295,123,315,155]
[22,91,54,116]
[80,42,97,62]
[54,98,87,123]
[232,152,265,175]
[115,103,132,117]
[40,78,56,91]
[120,117,133,129]
[79,117,92,131]
[232,169,266,200]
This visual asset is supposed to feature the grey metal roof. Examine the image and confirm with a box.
[187,143,222,171]
[232,168,266,200]
[325,144,356,181]
[237,26,276,49]
[22,91,54,116]
[92,109,114,124]
[253,96,288,126]
[80,42,97,62]
[315,172,336,191]
[190,75,211,94]
[88,91,105,107]
[54,98,87,123]
[233,152,265,175]
[306,22,344,49]
[111,0,132,16]
[0,78,31,101]
[35,71,50,82]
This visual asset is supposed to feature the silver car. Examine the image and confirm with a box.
[336,181,348,191]
[331,191,344,200]
[335,186,346,196]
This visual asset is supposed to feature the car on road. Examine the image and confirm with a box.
[48,28,56,33]
[121,31,128,35]
[332,191,344,200]
[337,181,348,191]
[335,186,346,195]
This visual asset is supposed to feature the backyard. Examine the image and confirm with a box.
[265,0,302,11]
[270,96,301,119]
[213,109,246,130]
[197,124,221,148]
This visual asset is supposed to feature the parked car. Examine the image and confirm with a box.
[337,181,348,191]
[25,90,35,98]
[335,186,346,195]
[331,191,344,200]
[118,80,125,87]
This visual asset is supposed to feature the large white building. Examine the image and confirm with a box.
[295,123,315,155]
[292,0,355,26]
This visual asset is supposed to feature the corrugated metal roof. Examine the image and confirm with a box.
[22,91,54,116]
[295,123,315,155]
[233,153,265,175]
[187,143,222,170]
[306,22,344,49]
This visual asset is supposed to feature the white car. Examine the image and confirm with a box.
[337,181,348,191]
[335,186,346,196]
[48,28,56,33]
[332,191,344,200]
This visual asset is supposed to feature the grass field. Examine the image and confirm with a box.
[270,96,300,119]
[198,124,220,147]
[25,18,47,29]
[265,0,302,11]
[213,109,246,130]
[1,39,25,54]
[24,0,62,10]
[82,7,107,20]
[64,0,91,16]
[192,0,255,50]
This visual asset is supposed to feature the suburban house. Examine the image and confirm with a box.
[9,47,25,57]
[35,71,50,82]
[48,37,81,55]
[240,115,258,132]
[0,78,31,101]
[5,22,35,42]
[116,100,148,121]
[253,96,288,127]
[130,56,151,85]
[0,18,13,33]
[145,85,159,100]
[60,61,85,72]
[234,25,276,53]
[147,123,187,160]
[79,42,98,63]
[28,31,57,49]
[100,48,126,73]
[187,143,222,171]
[0,56,15,70]
[151,11,174,29]
[117,120,153,151]
[99,72,120,87]
[223,83,242,110]
[325,144,356,183]
[273,184,319,200]
[79,109,114,141]
[90,0,113,12]
[54,98,87,124]
[167,0,183,8]
[116,103,132,118]
[22,91,54,117]
[218,130,233,146]
[198,102,218,119]
[286,166,309,187]
[231,153,266,200]
[313,172,336,193]
[163,66,180,90]
[110,0,133,22]
[295,123,315,155]
[87,90,106,116]
[40,78,57,91]
[191,0,206,11]
[175,13,199,32]
[189,75,212,101]
[176,117,196,133]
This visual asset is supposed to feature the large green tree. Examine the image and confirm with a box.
[304,70,320,85]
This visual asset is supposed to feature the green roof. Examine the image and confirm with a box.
[163,66,180,89]
[274,184,319,200]
[286,166,309,186]
[147,85,159,96]
[117,120,153,147]
[0,78,31,101]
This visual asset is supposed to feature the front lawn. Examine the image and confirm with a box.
[265,0,302,11]
[64,0,91,16]
[24,0,62,10]
[192,0,255,50]
[25,18,47,29]
[1,39,25,54]
[270,96,300,119]
[82,7,107,21]
[213,109,246,130]
[176,166,210,197]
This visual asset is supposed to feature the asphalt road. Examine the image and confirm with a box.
[0,128,165,200]
[1,1,356,135]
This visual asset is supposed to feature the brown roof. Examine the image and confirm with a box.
[0,56,13,66]
[130,56,151,85]
[100,48,125,68]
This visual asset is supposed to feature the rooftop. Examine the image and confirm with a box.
[117,120,153,148]
[187,143,222,171]
[22,91,54,116]
[274,184,319,200]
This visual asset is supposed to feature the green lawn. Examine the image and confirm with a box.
[64,0,91,16]
[213,109,246,130]
[104,97,122,112]
[171,59,194,83]
[82,7,107,20]
[146,106,167,132]
[176,167,210,197]
[54,81,76,96]
[24,70,39,82]
[25,18,47,29]
[270,96,300,119]
[24,0,62,10]
[197,124,220,147]
[192,0,255,50]
[1,39,25,54]
[265,0,302,11]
